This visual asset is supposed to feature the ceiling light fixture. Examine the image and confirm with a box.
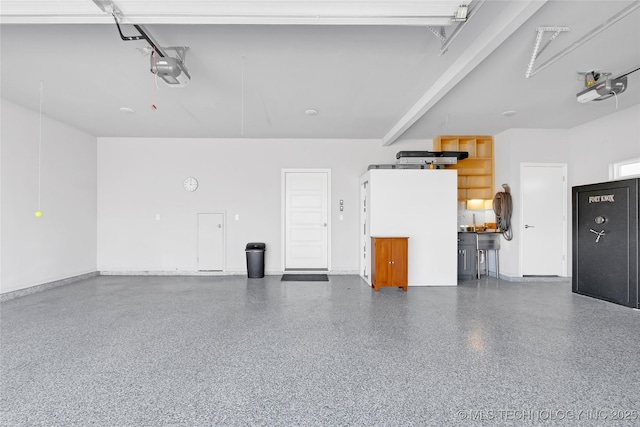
[119,107,135,113]
[502,110,517,117]
[305,109,319,116]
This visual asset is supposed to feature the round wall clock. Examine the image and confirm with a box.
[183,177,199,192]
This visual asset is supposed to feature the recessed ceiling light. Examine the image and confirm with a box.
[305,109,318,116]
[120,107,135,114]
[502,110,517,117]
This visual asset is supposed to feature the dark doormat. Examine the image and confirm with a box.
[281,274,329,282]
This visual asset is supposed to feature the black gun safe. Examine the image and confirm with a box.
[572,178,639,308]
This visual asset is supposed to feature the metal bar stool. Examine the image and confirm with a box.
[477,233,501,279]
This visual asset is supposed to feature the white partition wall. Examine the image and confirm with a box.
[1,99,97,294]
[360,169,457,286]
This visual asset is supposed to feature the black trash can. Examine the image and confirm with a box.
[245,242,266,278]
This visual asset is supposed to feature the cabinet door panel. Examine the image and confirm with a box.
[391,238,408,286]
[374,238,391,287]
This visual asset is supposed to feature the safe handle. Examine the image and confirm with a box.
[524,224,535,229]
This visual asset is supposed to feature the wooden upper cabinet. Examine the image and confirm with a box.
[433,135,495,201]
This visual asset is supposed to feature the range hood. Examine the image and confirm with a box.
[396,151,469,165]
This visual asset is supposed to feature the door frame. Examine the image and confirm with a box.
[281,169,331,272]
[197,211,226,272]
[519,163,568,277]
[359,179,368,279]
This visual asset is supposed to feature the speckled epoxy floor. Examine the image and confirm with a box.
[1,275,639,426]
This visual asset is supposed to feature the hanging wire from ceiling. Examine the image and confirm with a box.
[35,81,44,218]
[241,55,245,136]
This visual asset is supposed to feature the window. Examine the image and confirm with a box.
[610,158,640,180]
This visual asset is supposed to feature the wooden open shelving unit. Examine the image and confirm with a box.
[433,135,494,201]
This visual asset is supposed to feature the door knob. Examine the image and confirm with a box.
[524,224,535,229]
[322,223,327,227]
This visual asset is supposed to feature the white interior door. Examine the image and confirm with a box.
[284,171,329,270]
[521,164,567,276]
[198,213,224,271]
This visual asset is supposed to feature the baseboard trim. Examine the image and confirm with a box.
[0,271,100,302]
[499,273,571,283]
[99,270,360,276]
[99,270,247,276]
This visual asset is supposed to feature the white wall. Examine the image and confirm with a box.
[363,169,458,286]
[97,137,433,274]
[0,99,97,293]
[494,128,571,278]
[5,99,635,287]
[494,104,640,279]
[569,104,640,186]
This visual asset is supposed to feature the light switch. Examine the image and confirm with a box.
[339,214,344,221]
[235,214,240,221]
[156,214,161,221]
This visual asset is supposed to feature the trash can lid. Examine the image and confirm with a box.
[246,242,266,250]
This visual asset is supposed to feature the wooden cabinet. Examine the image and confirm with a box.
[433,135,494,201]
[371,237,408,291]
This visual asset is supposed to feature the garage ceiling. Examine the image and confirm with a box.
[1,0,639,143]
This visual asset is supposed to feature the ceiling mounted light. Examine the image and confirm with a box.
[305,109,318,116]
[502,110,517,117]
[119,107,135,113]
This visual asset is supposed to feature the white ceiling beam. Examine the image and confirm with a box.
[0,0,466,25]
[0,16,461,26]
[382,0,549,146]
